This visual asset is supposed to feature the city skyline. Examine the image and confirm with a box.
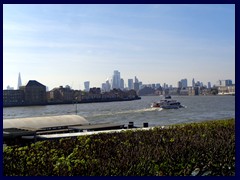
[4,70,233,91]
[3,4,235,90]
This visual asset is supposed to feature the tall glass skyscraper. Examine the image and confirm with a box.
[112,70,121,89]
[84,81,90,92]
[128,79,134,90]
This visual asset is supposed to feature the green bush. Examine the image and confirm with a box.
[3,118,235,176]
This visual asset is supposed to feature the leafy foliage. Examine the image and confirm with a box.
[3,119,235,176]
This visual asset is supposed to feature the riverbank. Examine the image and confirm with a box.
[3,96,141,107]
[3,118,235,176]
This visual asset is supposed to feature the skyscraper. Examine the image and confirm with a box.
[192,78,195,87]
[112,70,121,89]
[128,79,134,90]
[120,78,124,90]
[134,76,139,83]
[181,79,187,88]
[208,82,211,89]
[84,81,90,92]
[17,72,22,89]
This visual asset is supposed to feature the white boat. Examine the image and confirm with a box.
[151,95,184,109]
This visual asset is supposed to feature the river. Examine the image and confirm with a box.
[3,95,235,127]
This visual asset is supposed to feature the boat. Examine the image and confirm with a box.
[151,95,184,109]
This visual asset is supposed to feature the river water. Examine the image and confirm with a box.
[3,96,235,127]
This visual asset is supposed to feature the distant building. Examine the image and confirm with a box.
[105,79,111,92]
[178,81,182,88]
[134,76,139,83]
[3,90,25,106]
[89,87,101,94]
[17,72,22,90]
[156,83,161,89]
[128,79,134,90]
[218,84,235,95]
[151,84,156,90]
[84,81,90,92]
[120,78,124,90]
[188,86,200,96]
[192,78,195,87]
[134,82,139,91]
[208,82,211,89]
[101,79,111,92]
[6,85,14,90]
[216,79,232,87]
[112,70,121,89]
[181,79,188,88]
[101,83,107,92]
[21,80,47,105]
[48,85,74,103]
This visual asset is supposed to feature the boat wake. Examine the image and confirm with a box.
[86,107,161,118]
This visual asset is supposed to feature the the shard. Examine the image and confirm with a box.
[17,72,22,89]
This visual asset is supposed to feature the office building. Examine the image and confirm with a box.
[120,78,124,90]
[112,70,121,89]
[84,81,90,92]
[128,79,134,90]
[192,78,195,87]
[208,82,211,89]
[181,79,188,88]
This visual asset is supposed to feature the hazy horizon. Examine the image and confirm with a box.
[3,4,235,90]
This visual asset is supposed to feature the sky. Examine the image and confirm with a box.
[3,4,235,90]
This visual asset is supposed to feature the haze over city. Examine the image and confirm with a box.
[3,4,235,90]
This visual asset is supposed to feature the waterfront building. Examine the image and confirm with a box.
[218,79,233,87]
[188,86,200,96]
[180,89,189,95]
[215,80,232,87]
[89,87,101,94]
[218,84,235,95]
[3,90,25,106]
[21,80,47,105]
[48,85,74,103]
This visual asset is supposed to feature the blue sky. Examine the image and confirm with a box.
[3,4,235,90]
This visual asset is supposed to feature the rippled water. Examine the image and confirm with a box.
[3,96,235,127]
